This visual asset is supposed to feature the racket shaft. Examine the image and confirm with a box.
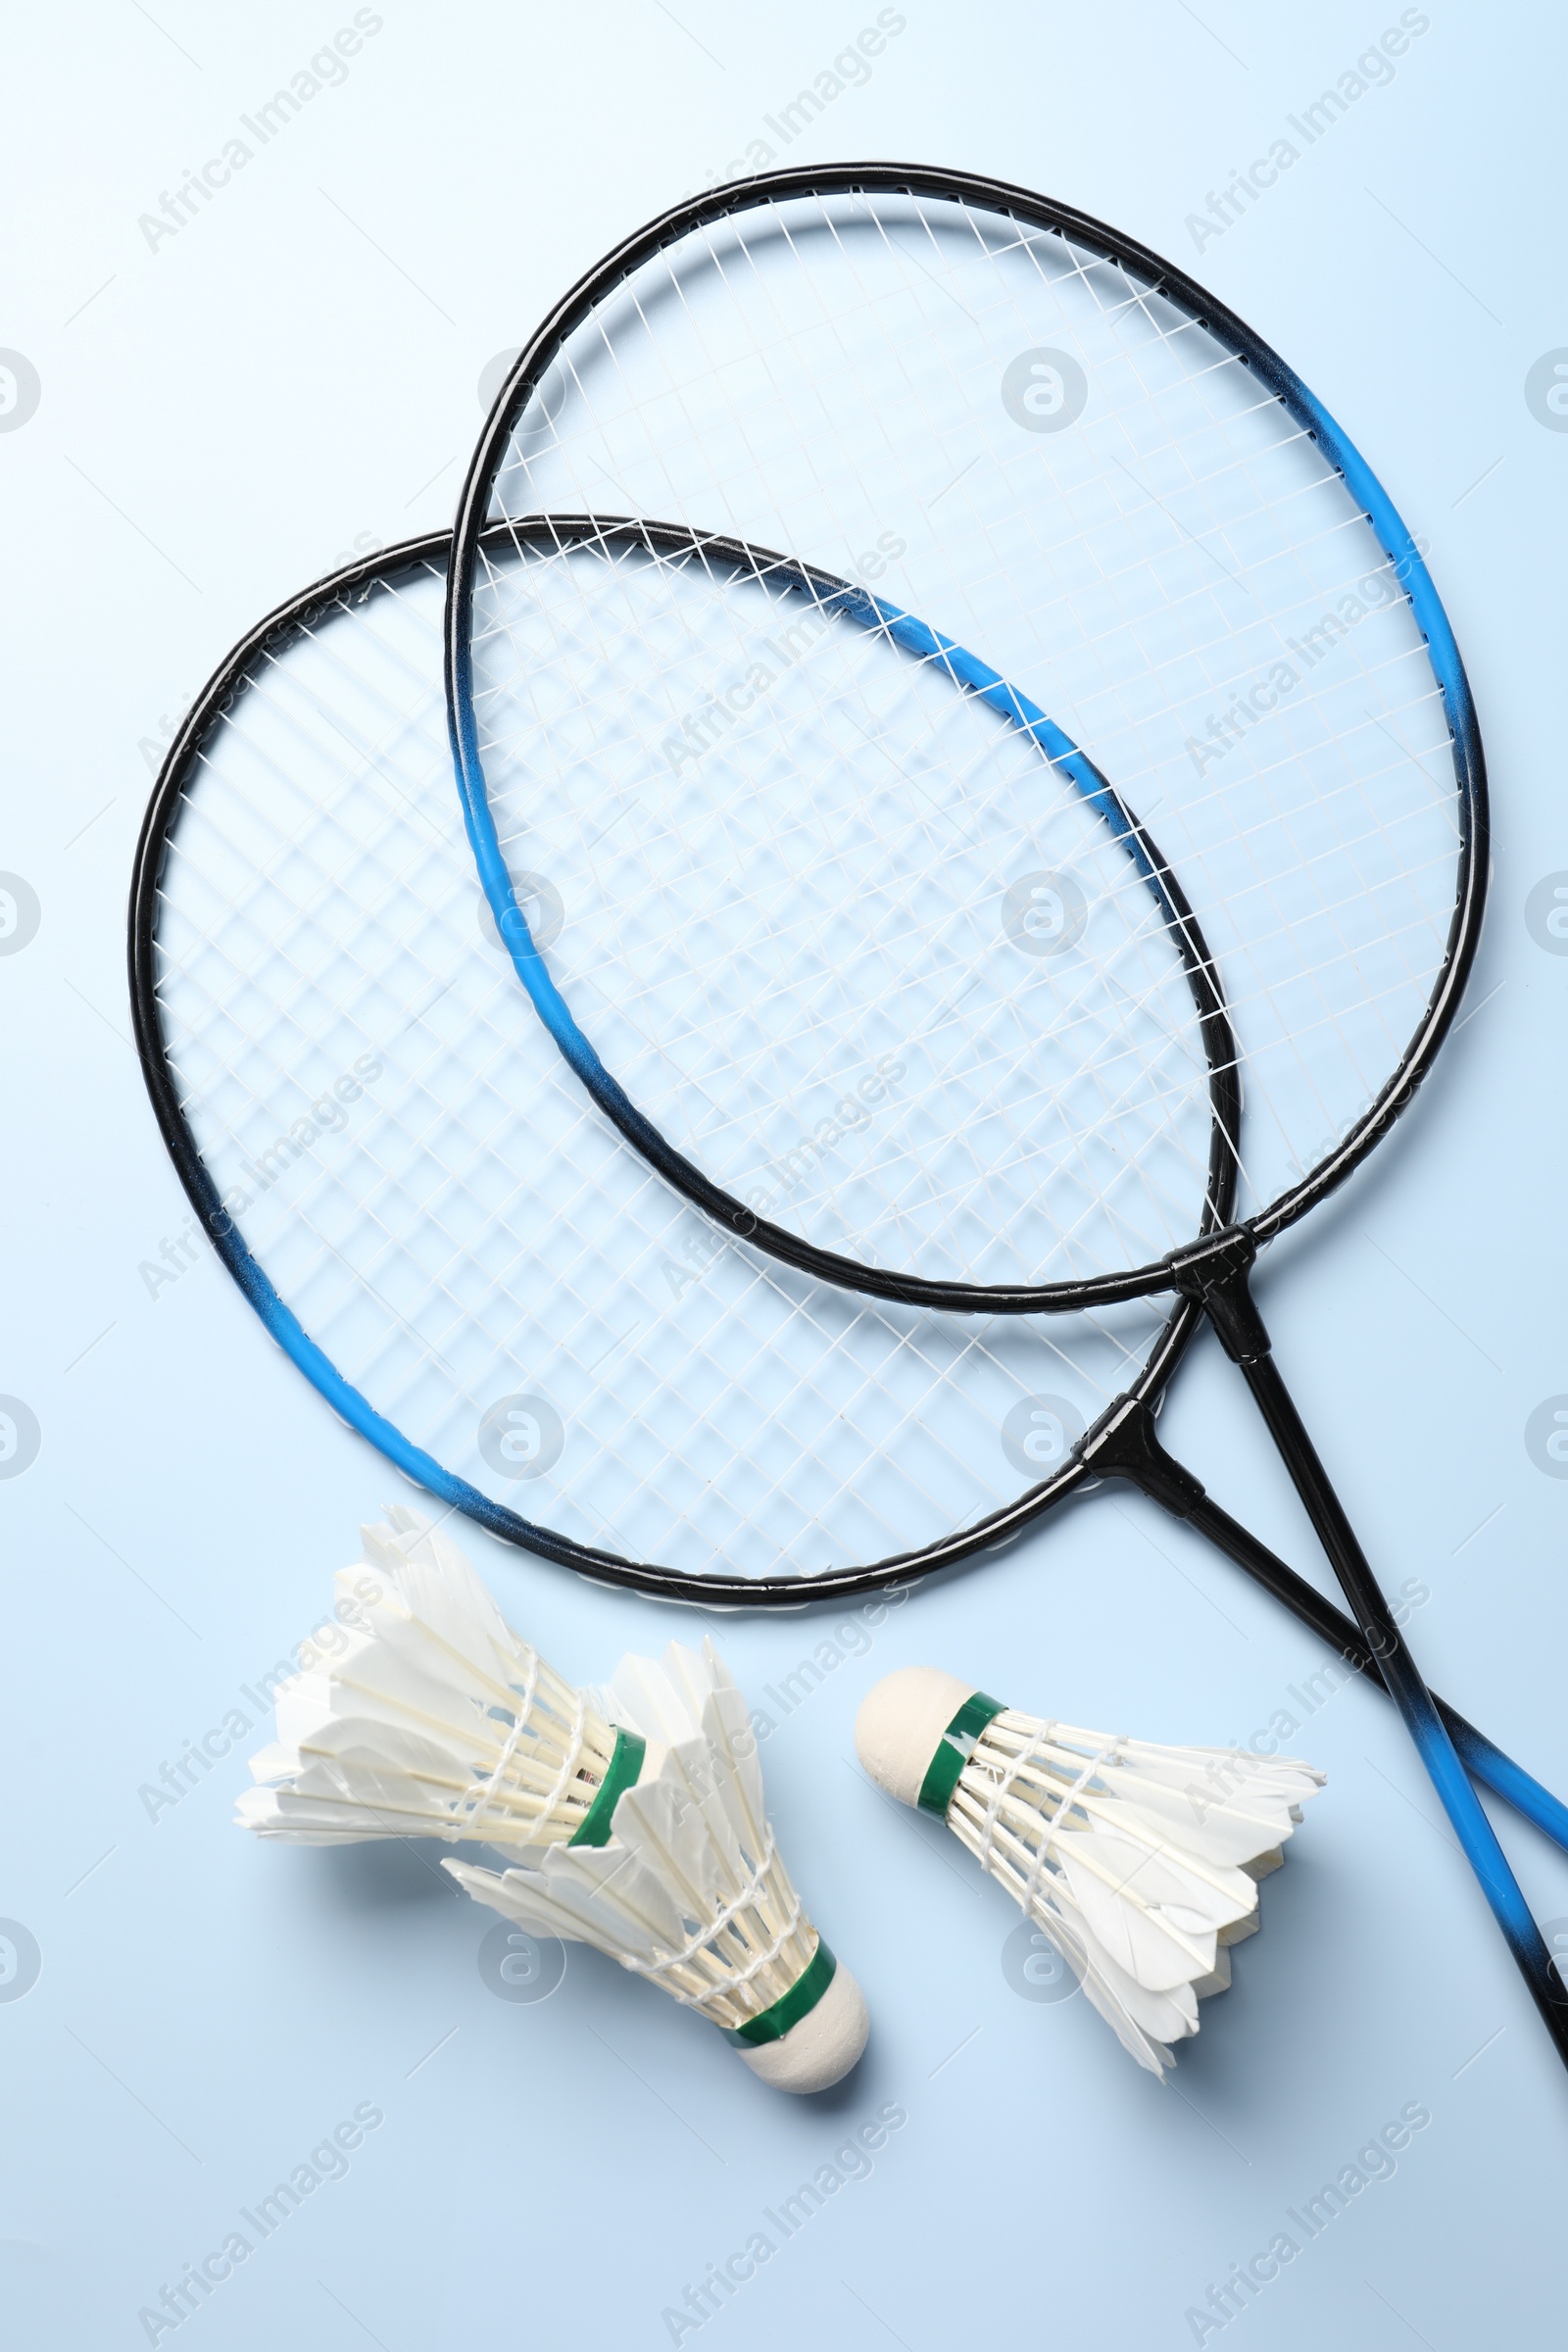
[1178,1493,1568,1857]
[1236,1342,1568,2070]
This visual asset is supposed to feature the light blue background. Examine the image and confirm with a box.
[3,3,1567,2345]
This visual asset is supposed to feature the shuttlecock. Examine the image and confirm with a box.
[448,1641,869,2093]
[857,1667,1322,2076]
[238,1507,645,1853]
[239,1509,865,2092]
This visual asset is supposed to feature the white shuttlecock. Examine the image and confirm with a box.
[857,1667,1323,2076]
[448,1641,869,2093]
[238,1507,644,1854]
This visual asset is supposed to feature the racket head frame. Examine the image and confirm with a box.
[127,522,1206,1606]
[444,161,1489,1304]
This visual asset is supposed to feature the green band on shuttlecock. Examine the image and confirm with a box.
[567,1727,647,1848]
[916,1691,1007,1818]
[722,1937,838,2048]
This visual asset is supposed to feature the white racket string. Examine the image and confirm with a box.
[468,529,1224,1288]
[471,188,1461,1258]
[150,544,1175,1584]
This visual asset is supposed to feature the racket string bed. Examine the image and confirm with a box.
[471,193,1460,1243]
[148,541,1170,1581]
[474,545,1212,1195]
[468,538,1226,1284]
[494,211,1336,694]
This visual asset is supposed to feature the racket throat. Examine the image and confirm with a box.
[1077,1396,1206,1521]
[1166,1229,1271,1365]
[1169,1235,1405,1655]
[1085,1366,1430,1717]
[1171,1230,1433,1687]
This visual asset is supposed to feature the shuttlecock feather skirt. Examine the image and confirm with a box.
[937,1696,1320,2070]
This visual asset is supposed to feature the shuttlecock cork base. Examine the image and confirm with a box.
[857,1667,1322,2076]
[732,1952,868,2092]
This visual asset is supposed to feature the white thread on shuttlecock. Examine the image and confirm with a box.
[614,1825,803,2005]
[237,1507,636,1853]
[466,1683,591,1845]
[989,1730,1119,1922]
[856,1666,1324,2077]
[448,1639,869,2093]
